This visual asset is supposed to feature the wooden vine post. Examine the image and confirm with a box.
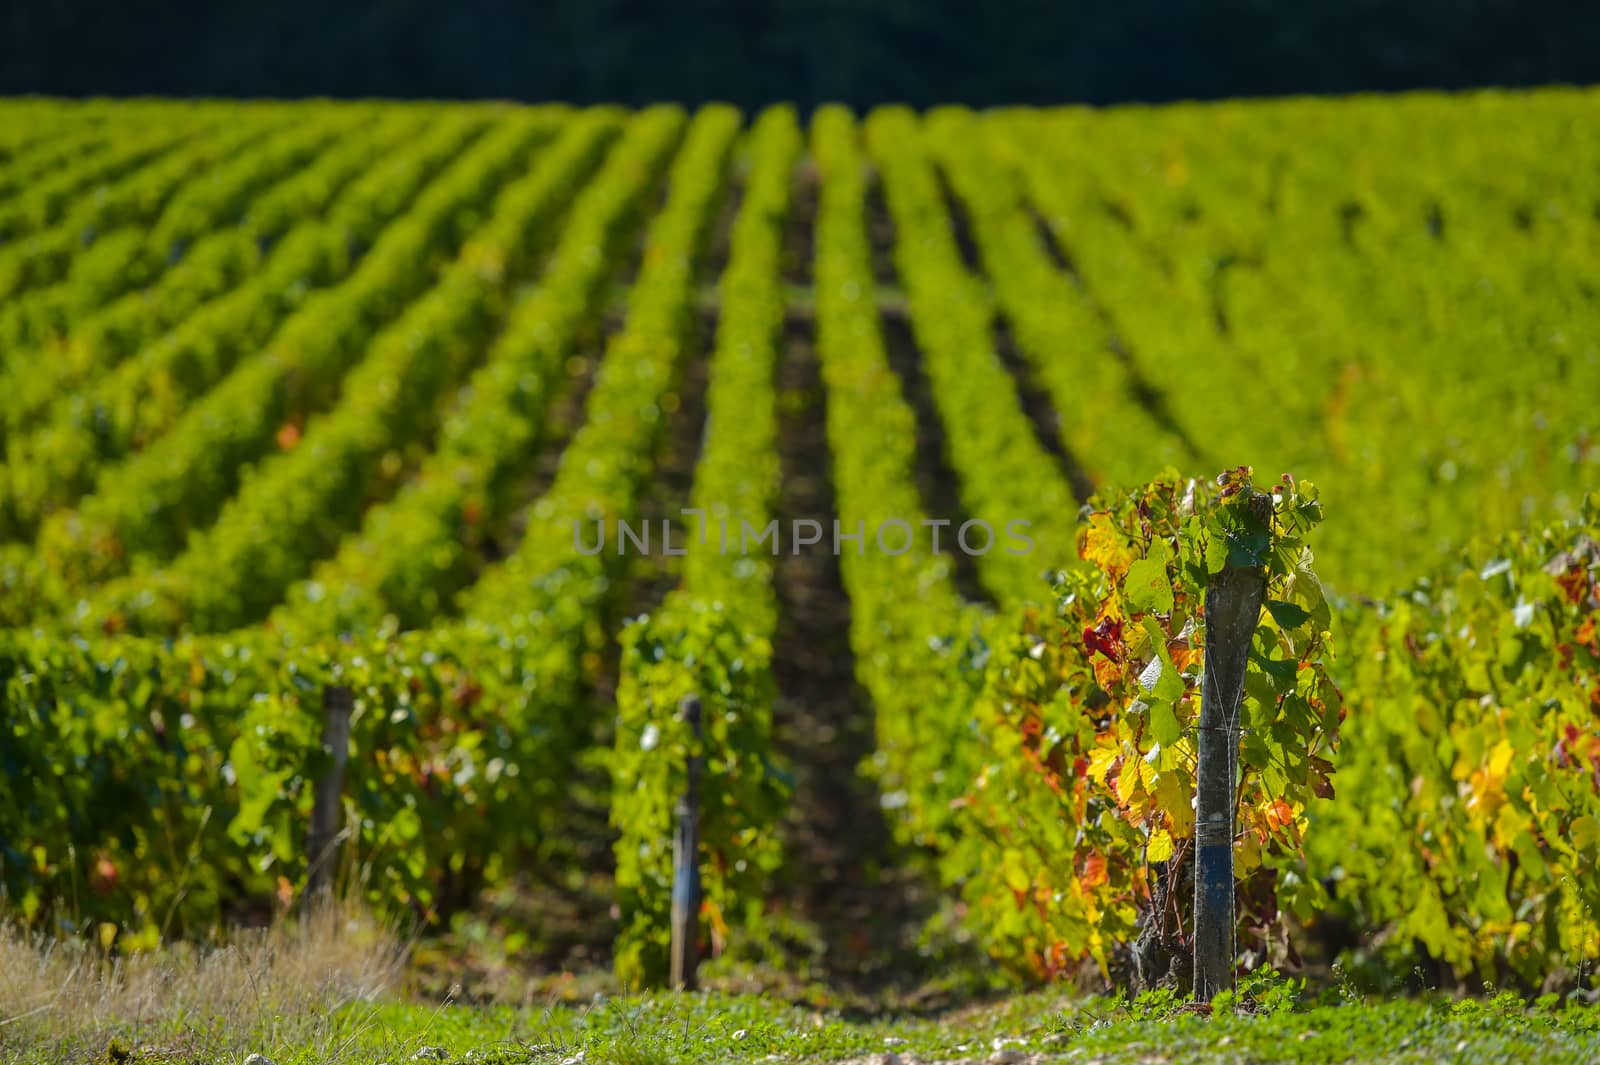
[1192,494,1270,1001]
[669,693,704,990]
[306,684,353,904]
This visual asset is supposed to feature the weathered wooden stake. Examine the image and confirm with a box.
[669,693,704,991]
[306,684,353,904]
[1193,544,1267,1001]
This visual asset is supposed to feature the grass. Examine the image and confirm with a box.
[3,914,1598,1065]
[342,991,1600,1064]
[0,902,403,1064]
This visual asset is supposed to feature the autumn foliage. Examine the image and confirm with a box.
[946,469,1339,980]
[1308,495,1600,984]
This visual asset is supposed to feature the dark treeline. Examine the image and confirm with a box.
[3,1,1596,107]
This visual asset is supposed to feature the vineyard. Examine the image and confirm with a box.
[1,89,1598,1007]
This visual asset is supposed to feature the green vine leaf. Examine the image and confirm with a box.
[1125,543,1174,614]
[1266,599,1312,631]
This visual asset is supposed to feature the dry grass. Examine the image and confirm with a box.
[0,900,406,1064]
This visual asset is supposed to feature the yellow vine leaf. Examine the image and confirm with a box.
[1146,827,1175,863]
[1081,511,1137,581]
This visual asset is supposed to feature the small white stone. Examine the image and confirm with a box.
[244,1056,277,1065]
[732,1029,749,1041]
[413,1049,449,1062]
[883,1037,908,1046]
